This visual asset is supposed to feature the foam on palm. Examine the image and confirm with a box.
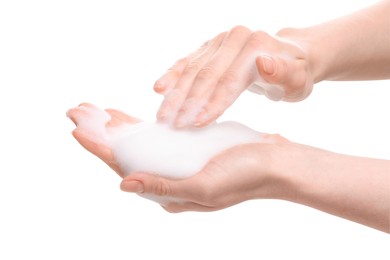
[69,105,264,179]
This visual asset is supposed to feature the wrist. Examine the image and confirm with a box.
[271,142,390,232]
[276,27,328,83]
[251,139,314,201]
[264,140,335,203]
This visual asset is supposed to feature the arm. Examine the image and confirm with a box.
[67,104,389,232]
[275,143,390,233]
[277,0,390,82]
[122,140,390,233]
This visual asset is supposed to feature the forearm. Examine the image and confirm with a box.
[277,0,390,82]
[275,142,390,233]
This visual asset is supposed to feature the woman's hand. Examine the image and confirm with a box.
[154,26,314,128]
[68,104,389,232]
[67,103,292,212]
[121,138,390,233]
[120,135,291,212]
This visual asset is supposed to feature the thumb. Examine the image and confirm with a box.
[120,172,196,198]
[256,55,289,85]
[256,55,309,101]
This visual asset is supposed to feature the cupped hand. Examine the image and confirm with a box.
[120,134,290,213]
[67,103,291,212]
[67,103,141,178]
[154,26,314,128]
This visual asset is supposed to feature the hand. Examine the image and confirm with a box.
[154,26,314,128]
[67,103,290,211]
[120,135,290,212]
[67,104,389,231]
[67,103,141,178]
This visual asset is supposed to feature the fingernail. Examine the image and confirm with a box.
[154,82,165,92]
[122,180,144,193]
[194,112,209,126]
[261,55,275,75]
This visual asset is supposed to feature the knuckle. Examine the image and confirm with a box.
[247,31,270,49]
[196,65,217,81]
[183,61,201,75]
[230,25,251,36]
[152,178,171,197]
[219,70,239,85]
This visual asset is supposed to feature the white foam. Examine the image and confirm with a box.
[70,105,264,179]
[110,121,263,179]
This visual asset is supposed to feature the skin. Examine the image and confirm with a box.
[67,103,141,178]
[155,0,390,128]
[68,104,389,233]
[68,1,390,233]
[155,29,313,127]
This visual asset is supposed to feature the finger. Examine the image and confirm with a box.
[192,54,256,126]
[120,172,212,204]
[66,107,85,126]
[105,108,141,127]
[72,128,124,177]
[256,55,311,101]
[153,57,189,95]
[72,128,112,162]
[156,32,226,123]
[67,103,94,126]
[192,31,274,126]
[174,26,252,128]
[153,34,223,95]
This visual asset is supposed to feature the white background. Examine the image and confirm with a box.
[0,0,389,259]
